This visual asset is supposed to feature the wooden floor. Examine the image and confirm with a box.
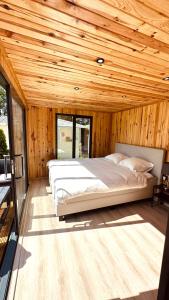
[8,179,168,300]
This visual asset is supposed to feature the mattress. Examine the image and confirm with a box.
[47,158,155,205]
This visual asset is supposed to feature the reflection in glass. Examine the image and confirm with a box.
[12,98,26,222]
[0,189,14,265]
[0,81,13,267]
[57,115,73,159]
[56,114,92,159]
[76,118,90,158]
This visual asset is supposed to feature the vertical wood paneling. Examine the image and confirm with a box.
[111,101,169,160]
[27,105,112,178]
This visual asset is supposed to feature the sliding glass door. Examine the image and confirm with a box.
[0,72,28,299]
[11,98,27,223]
[56,114,92,159]
[0,74,14,268]
[75,117,91,158]
[57,115,73,159]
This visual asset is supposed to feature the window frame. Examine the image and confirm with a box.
[55,113,93,159]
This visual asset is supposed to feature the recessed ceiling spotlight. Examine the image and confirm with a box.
[163,76,169,81]
[96,57,104,64]
[74,87,79,90]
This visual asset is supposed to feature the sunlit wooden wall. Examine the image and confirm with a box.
[27,100,169,178]
[27,105,112,178]
[111,101,169,161]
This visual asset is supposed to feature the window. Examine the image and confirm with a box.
[56,114,92,159]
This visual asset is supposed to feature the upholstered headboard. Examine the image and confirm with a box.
[115,143,165,183]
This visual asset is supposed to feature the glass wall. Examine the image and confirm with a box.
[0,73,28,299]
[12,98,27,222]
[75,117,90,159]
[0,76,13,267]
[57,115,73,159]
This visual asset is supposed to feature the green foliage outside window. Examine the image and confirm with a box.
[0,86,7,116]
[0,128,8,158]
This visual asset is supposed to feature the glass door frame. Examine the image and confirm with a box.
[0,70,29,299]
[0,70,29,233]
[0,72,17,300]
[8,90,29,233]
[56,113,93,159]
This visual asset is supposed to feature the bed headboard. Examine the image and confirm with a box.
[115,143,165,183]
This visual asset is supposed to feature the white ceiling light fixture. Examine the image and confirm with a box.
[96,57,105,65]
[162,76,169,81]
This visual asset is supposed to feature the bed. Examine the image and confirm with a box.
[47,143,165,218]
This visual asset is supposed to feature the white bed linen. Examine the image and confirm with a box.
[47,158,150,204]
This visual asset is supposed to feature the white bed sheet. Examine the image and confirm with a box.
[47,158,152,204]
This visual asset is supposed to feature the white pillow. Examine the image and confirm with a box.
[119,157,153,172]
[105,153,128,164]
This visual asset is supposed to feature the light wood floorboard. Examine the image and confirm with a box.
[8,179,168,300]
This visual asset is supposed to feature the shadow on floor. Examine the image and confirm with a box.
[64,200,168,234]
[13,243,31,271]
[108,288,158,300]
[25,219,147,236]
[25,200,168,237]
[0,241,31,278]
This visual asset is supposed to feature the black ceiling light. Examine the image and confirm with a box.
[162,76,169,81]
[74,87,79,90]
[96,57,104,65]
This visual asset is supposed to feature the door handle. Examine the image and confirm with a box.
[13,154,24,179]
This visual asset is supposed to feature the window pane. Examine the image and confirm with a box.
[0,85,9,155]
[12,98,26,222]
[75,117,90,158]
[0,81,13,267]
[57,115,73,159]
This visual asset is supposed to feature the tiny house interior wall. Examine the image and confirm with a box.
[0,2,169,179]
[26,105,112,178]
[111,101,169,161]
[27,100,169,179]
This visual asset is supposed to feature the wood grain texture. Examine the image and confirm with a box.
[1,1,169,111]
[0,43,26,105]
[111,101,169,160]
[27,105,111,178]
[8,178,167,300]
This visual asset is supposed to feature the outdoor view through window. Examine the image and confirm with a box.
[57,114,92,159]
[0,81,13,267]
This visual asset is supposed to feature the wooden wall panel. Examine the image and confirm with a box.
[111,101,169,160]
[27,105,112,178]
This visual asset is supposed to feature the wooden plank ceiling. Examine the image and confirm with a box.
[1,0,169,112]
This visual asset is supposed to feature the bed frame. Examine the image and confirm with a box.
[56,143,165,219]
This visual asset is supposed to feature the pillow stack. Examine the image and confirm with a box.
[105,153,154,172]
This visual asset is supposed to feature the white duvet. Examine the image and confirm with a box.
[47,158,150,204]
